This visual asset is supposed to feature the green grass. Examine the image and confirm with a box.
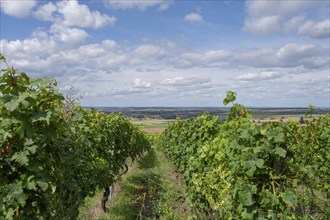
[131,119,173,128]
[137,124,165,129]
[79,148,194,220]
[78,188,105,220]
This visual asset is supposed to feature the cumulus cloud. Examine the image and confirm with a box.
[50,24,88,44]
[1,37,328,106]
[184,12,204,23]
[134,79,152,88]
[78,44,105,58]
[298,19,330,39]
[245,0,324,18]
[110,88,150,96]
[176,50,231,68]
[243,16,281,35]
[175,43,328,70]
[160,76,210,87]
[233,43,328,69]
[0,36,56,60]
[33,2,57,21]
[155,76,218,102]
[86,87,152,97]
[2,27,328,78]
[102,39,117,48]
[130,44,167,65]
[283,16,305,32]
[1,1,118,68]
[57,1,116,29]
[34,0,116,29]
[235,70,283,81]
[105,0,172,11]
[0,35,179,76]
[1,0,36,18]
[243,0,329,38]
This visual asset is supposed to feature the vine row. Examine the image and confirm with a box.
[0,54,150,219]
[159,91,329,219]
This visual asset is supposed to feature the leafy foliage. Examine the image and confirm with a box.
[306,104,316,118]
[0,54,150,219]
[159,90,329,219]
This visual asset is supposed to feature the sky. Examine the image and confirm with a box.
[0,0,329,107]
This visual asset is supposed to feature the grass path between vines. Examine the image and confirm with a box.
[78,147,194,220]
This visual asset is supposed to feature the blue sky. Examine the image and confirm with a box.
[0,0,329,107]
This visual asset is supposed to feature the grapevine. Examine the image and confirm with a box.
[159,90,330,219]
[0,54,150,219]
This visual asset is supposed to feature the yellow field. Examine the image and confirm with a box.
[131,119,174,134]
[131,114,321,133]
[252,114,321,124]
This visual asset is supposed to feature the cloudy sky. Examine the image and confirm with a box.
[0,0,329,107]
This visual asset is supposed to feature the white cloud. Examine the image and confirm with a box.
[105,0,172,11]
[79,44,105,57]
[134,78,152,88]
[1,34,328,106]
[243,0,329,37]
[102,39,117,48]
[160,76,210,87]
[86,87,151,97]
[34,0,116,29]
[130,44,167,65]
[155,75,218,102]
[1,35,179,77]
[298,19,330,39]
[33,2,57,21]
[283,16,305,32]
[0,36,57,60]
[50,24,88,44]
[175,43,328,70]
[245,0,325,19]
[2,27,328,80]
[243,16,281,35]
[233,43,328,69]
[0,0,36,18]
[57,0,116,29]
[177,50,231,68]
[133,44,166,58]
[235,70,282,81]
[184,12,204,23]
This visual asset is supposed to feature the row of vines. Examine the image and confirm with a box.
[0,54,150,219]
[159,91,329,219]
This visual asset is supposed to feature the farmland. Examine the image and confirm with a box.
[131,118,174,134]
[96,106,329,121]
[94,106,329,133]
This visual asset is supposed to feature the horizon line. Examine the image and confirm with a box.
[82,106,330,109]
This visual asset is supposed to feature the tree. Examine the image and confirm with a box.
[306,104,315,118]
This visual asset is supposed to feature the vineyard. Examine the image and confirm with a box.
[0,55,150,219]
[1,54,329,220]
[160,91,330,219]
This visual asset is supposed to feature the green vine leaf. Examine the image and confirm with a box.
[10,151,29,166]
[280,190,297,207]
[274,147,286,158]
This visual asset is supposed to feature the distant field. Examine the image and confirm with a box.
[114,107,329,134]
[252,114,322,124]
[131,114,323,134]
[96,106,329,121]
[131,119,174,134]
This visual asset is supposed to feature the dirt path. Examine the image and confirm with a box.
[78,148,194,220]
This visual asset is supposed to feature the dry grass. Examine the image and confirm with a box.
[142,127,165,134]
